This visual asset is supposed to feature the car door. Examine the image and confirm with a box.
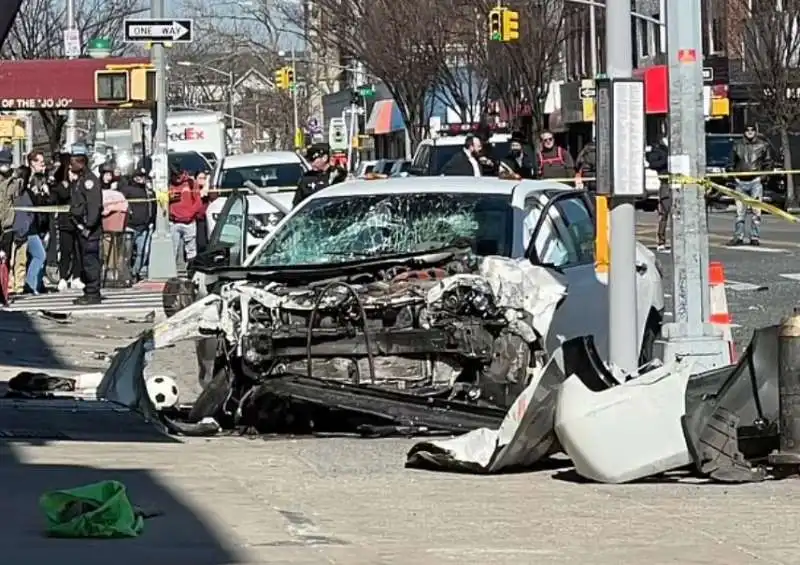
[199,190,249,269]
[524,191,611,362]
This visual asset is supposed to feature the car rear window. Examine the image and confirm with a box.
[220,163,304,189]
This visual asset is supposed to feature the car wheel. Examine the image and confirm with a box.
[188,366,232,423]
[639,316,660,366]
[162,277,196,318]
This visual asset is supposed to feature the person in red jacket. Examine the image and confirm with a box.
[194,169,216,253]
[168,169,203,263]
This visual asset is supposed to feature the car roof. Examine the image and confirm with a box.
[420,134,512,146]
[221,151,303,168]
[306,177,568,200]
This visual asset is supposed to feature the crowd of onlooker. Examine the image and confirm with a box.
[0,144,217,305]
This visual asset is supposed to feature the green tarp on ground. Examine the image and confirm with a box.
[40,480,144,538]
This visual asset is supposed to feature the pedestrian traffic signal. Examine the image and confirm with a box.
[130,68,157,102]
[95,70,129,104]
[502,9,520,41]
[275,68,289,90]
[488,8,504,41]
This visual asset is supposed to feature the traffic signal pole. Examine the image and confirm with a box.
[605,0,639,374]
[146,0,178,281]
[65,0,78,147]
[659,0,729,370]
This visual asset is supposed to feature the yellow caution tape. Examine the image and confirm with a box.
[8,172,800,226]
[9,185,298,212]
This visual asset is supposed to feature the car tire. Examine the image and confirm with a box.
[188,366,232,423]
[639,316,660,366]
[162,277,196,318]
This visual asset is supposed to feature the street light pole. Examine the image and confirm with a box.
[605,0,639,374]
[147,0,177,280]
[660,0,730,370]
[65,0,78,147]
[228,70,236,147]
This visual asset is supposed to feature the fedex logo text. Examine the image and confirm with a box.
[168,127,206,142]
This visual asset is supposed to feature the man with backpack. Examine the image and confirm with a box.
[536,130,575,181]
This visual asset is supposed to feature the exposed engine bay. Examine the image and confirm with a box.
[219,253,564,410]
[161,251,566,432]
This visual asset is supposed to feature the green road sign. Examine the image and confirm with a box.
[358,85,375,96]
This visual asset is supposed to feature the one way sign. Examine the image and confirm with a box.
[124,19,193,43]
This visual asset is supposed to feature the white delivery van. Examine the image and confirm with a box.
[135,110,227,167]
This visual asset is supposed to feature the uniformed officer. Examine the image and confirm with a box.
[67,143,104,305]
[292,143,347,208]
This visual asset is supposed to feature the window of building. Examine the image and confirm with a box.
[638,19,651,58]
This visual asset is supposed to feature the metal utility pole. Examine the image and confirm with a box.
[146,0,177,280]
[605,0,639,374]
[660,0,729,371]
[291,47,300,148]
[65,0,78,147]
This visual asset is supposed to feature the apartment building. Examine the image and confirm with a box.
[559,0,736,146]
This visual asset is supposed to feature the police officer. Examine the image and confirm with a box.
[293,143,347,207]
[67,143,104,305]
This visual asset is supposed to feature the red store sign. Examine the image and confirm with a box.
[633,65,668,115]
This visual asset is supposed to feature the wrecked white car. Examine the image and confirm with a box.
[164,177,665,433]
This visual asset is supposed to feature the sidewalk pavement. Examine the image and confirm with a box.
[3,435,800,565]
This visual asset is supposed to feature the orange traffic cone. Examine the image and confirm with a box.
[708,261,737,364]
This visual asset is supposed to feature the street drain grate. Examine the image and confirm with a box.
[0,429,70,439]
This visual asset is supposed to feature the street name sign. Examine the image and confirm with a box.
[124,19,193,43]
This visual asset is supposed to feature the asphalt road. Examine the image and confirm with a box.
[636,208,800,352]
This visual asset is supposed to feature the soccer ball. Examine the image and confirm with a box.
[145,375,180,410]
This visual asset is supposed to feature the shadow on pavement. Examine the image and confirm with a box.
[0,440,244,565]
[0,312,92,373]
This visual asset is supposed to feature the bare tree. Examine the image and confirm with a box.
[429,3,489,124]
[472,0,568,139]
[177,1,307,150]
[732,0,800,207]
[288,0,450,148]
[1,0,147,152]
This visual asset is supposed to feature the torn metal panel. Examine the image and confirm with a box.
[249,374,506,434]
[405,355,566,473]
[682,325,779,483]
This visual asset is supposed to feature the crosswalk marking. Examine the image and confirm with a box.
[4,288,163,317]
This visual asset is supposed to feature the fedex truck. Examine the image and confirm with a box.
[131,110,227,167]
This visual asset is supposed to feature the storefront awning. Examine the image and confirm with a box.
[366,100,405,135]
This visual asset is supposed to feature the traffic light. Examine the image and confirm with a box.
[488,8,504,41]
[275,67,289,89]
[286,68,295,86]
[130,68,157,102]
[502,9,520,41]
[95,70,129,103]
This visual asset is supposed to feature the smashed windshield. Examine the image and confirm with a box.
[252,192,514,267]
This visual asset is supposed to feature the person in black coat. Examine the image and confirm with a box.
[500,132,535,179]
[118,167,155,281]
[293,143,347,208]
[646,138,670,250]
[440,135,483,176]
[67,143,104,305]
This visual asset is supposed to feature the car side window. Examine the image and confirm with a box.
[522,196,574,268]
[411,145,430,174]
[555,197,595,265]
